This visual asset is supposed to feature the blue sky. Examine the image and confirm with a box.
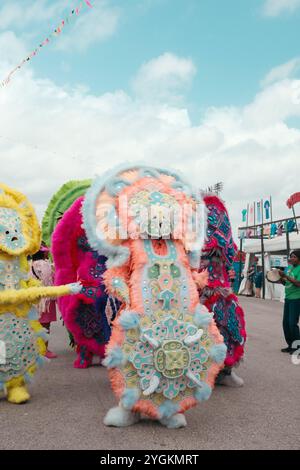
[0,0,300,234]
[14,0,300,121]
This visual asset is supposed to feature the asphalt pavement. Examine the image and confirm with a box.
[1,297,299,450]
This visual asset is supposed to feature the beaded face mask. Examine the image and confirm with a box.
[129,190,179,239]
[0,208,26,252]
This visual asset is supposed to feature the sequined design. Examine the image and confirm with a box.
[112,238,216,410]
[199,195,246,367]
[77,235,94,254]
[0,314,40,383]
[0,256,27,290]
[205,203,236,266]
[90,261,106,279]
[129,316,211,400]
[0,208,26,252]
[128,190,180,238]
[75,301,109,342]
[75,232,119,344]
[142,239,190,319]
[212,297,243,344]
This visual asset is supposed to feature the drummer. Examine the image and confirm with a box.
[279,250,300,354]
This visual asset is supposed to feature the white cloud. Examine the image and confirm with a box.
[244,79,300,126]
[0,0,120,53]
[0,31,27,65]
[0,0,68,31]
[0,42,299,238]
[56,1,121,52]
[132,53,196,103]
[262,0,300,16]
[261,58,300,87]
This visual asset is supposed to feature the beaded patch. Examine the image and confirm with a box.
[0,256,26,290]
[128,316,211,400]
[0,208,26,251]
[205,204,235,265]
[0,314,40,383]
[128,190,180,238]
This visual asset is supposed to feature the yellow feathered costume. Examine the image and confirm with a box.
[0,184,80,403]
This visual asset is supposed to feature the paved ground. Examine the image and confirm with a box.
[1,297,299,450]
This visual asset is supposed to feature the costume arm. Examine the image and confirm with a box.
[0,283,81,306]
[103,265,130,306]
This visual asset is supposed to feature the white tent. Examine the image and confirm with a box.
[239,232,300,300]
[242,232,300,254]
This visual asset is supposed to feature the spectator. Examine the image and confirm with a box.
[31,246,58,359]
[244,265,255,296]
[279,251,300,354]
[254,267,263,298]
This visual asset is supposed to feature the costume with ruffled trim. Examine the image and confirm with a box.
[51,196,120,368]
[0,183,80,404]
[199,195,246,368]
[82,164,228,428]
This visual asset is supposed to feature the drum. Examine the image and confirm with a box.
[266,268,281,283]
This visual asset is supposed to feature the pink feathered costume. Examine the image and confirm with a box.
[52,197,119,368]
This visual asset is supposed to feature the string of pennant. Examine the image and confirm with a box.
[0,0,93,89]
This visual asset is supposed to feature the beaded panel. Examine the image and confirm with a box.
[0,314,40,383]
[0,208,26,252]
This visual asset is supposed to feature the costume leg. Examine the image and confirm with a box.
[41,322,57,358]
[0,313,47,404]
[98,343,106,364]
[104,404,140,427]
[73,345,93,368]
[160,414,187,429]
[41,322,50,347]
[283,300,292,347]
[216,366,244,387]
[289,299,300,347]
[6,377,30,404]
